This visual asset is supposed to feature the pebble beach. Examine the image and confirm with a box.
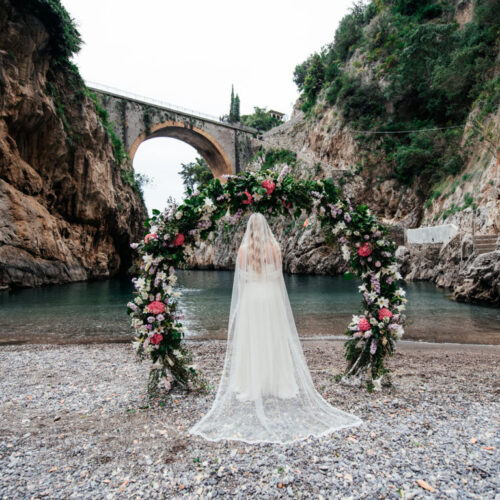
[0,340,498,499]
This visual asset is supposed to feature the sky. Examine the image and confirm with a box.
[61,0,353,213]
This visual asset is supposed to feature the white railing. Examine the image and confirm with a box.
[84,80,257,132]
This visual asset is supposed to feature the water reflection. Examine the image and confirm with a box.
[0,271,498,344]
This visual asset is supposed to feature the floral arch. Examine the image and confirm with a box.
[128,167,407,392]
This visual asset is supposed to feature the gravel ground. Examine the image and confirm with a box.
[0,340,498,499]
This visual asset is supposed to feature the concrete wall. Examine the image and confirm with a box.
[406,224,459,245]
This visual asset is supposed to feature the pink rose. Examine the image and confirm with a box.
[145,233,157,244]
[357,242,373,257]
[147,300,165,315]
[359,317,371,331]
[151,333,163,345]
[242,191,253,205]
[173,233,185,246]
[378,308,393,321]
[262,179,275,195]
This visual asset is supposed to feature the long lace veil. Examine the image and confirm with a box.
[190,213,361,443]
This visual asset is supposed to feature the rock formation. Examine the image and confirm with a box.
[0,0,147,290]
[190,0,500,306]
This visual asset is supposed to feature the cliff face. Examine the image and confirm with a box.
[0,0,147,290]
[191,0,499,305]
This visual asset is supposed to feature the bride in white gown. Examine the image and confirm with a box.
[190,213,361,444]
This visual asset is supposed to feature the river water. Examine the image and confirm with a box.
[1,270,498,344]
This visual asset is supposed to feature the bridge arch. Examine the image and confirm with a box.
[129,121,233,179]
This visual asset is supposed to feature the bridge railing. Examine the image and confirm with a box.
[84,80,257,133]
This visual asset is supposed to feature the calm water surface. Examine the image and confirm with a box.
[0,270,498,344]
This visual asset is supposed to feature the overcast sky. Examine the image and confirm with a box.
[61,0,353,213]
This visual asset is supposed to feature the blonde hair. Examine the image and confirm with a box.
[247,215,263,273]
[242,213,280,274]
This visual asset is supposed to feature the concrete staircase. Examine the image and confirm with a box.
[473,234,499,254]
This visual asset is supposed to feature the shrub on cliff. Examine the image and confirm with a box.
[293,0,500,187]
[240,107,283,131]
[15,0,82,65]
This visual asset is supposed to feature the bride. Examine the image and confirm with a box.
[190,213,361,443]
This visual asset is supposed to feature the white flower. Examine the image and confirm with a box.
[341,244,351,261]
[332,221,346,235]
[134,297,143,305]
[141,292,149,300]
[203,197,214,208]
[173,349,183,358]
[175,211,183,220]
[143,254,154,271]
[367,291,378,302]
[150,225,159,234]
[172,291,182,299]
[372,377,382,391]
[395,288,406,297]
[376,239,386,247]
[354,230,360,236]
[134,277,146,291]
[370,317,378,326]
[253,193,263,202]
[394,325,404,339]
[376,297,389,308]
[131,318,143,328]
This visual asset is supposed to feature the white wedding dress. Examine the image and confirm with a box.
[190,213,361,443]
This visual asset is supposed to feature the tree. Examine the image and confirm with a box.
[234,94,240,122]
[229,85,235,122]
[301,53,325,112]
[240,107,283,131]
[179,157,213,193]
[228,85,241,123]
[293,56,312,91]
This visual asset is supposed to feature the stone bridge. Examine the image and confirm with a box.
[86,82,257,178]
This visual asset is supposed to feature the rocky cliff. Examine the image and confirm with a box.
[191,0,500,305]
[0,0,147,290]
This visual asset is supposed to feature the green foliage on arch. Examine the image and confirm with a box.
[128,169,407,393]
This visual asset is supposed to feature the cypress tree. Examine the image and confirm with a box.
[234,94,240,122]
[229,85,235,122]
